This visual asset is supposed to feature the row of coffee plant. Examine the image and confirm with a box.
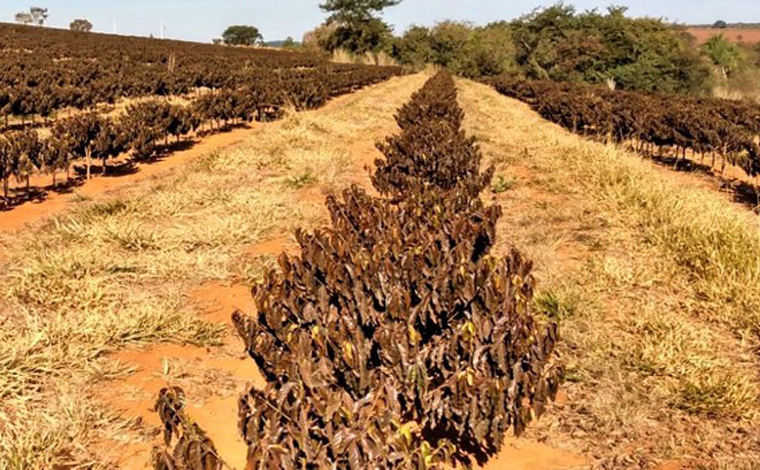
[0,22,404,124]
[485,77,760,177]
[0,68,403,207]
[151,72,563,469]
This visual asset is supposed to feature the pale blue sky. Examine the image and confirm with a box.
[1,1,757,43]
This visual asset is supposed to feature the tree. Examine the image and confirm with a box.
[70,19,93,32]
[0,137,14,206]
[10,130,42,191]
[319,0,401,54]
[15,12,33,25]
[702,35,743,77]
[43,137,70,185]
[30,7,48,26]
[222,25,263,46]
[320,0,401,24]
[508,5,712,93]
[52,113,104,180]
[15,7,48,26]
[713,20,728,29]
[322,17,393,54]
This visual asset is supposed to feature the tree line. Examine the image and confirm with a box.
[305,1,747,95]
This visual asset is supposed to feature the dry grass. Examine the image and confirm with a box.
[330,48,399,66]
[0,72,428,469]
[457,78,760,468]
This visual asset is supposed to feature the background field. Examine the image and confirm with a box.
[688,27,760,44]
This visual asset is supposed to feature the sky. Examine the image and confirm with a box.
[1,0,759,43]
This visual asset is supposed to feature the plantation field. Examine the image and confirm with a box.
[1,68,759,469]
[460,79,760,469]
[0,22,404,216]
[3,23,760,470]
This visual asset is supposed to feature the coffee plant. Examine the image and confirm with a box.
[485,77,760,178]
[153,72,563,469]
[0,23,404,126]
[0,24,405,208]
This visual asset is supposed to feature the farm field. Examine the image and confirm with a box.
[687,27,760,44]
[2,69,759,469]
[2,12,760,470]
[0,22,404,215]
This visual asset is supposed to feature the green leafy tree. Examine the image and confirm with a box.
[319,0,401,54]
[509,5,712,93]
[713,20,728,29]
[320,0,401,24]
[393,21,516,77]
[458,22,517,77]
[393,26,434,65]
[702,35,742,77]
[322,17,392,54]
[222,25,263,46]
[70,18,93,32]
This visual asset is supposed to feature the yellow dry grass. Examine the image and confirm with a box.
[0,72,428,469]
[457,78,760,468]
[330,48,399,67]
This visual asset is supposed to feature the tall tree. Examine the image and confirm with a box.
[318,0,401,54]
[30,7,48,26]
[70,19,93,32]
[320,0,401,24]
[14,7,48,26]
[222,25,263,46]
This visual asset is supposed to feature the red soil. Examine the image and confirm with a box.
[0,125,259,234]
[687,27,760,45]
[79,77,589,469]
[479,438,587,469]
[99,247,587,470]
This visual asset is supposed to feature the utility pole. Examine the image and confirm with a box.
[160,20,165,39]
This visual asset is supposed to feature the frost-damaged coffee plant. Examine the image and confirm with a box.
[153,71,563,469]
